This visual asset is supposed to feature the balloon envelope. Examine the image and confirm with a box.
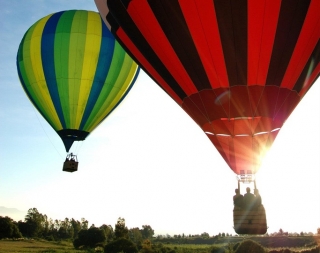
[17,10,139,152]
[96,0,320,175]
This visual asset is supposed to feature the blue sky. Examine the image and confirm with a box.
[0,1,319,236]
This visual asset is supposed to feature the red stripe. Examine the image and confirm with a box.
[282,0,320,89]
[248,0,281,86]
[180,0,229,88]
[128,0,197,96]
[116,28,183,104]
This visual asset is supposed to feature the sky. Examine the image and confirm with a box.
[0,1,319,236]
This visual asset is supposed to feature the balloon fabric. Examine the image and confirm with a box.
[17,10,140,152]
[95,0,320,175]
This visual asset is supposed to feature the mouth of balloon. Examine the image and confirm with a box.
[202,117,282,174]
[203,117,282,137]
[57,129,90,152]
[205,127,281,137]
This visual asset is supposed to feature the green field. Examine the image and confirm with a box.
[0,236,319,253]
[0,239,84,253]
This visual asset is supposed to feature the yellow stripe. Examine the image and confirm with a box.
[27,15,63,130]
[68,13,80,129]
[75,11,102,128]
[86,61,138,132]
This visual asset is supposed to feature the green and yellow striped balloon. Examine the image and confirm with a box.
[17,10,139,152]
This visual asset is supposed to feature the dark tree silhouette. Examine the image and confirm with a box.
[114,217,129,239]
[104,238,138,253]
[0,216,22,239]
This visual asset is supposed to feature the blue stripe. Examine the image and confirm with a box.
[100,67,140,121]
[17,48,54,129]
[41,11,66,128]
[79,20,115,129]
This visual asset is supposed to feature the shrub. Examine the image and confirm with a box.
[73,227,106,249]
[210,245,226,253]
[235,239,266,253]
[104,238,138,253]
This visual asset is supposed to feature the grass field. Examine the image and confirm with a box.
[0,236,319,253]
[0,239,83,253]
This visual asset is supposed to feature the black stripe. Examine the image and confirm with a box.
[266,0,311,86]
[107,0,187,100]
[214,0,247,86]
[293,39,320,92]
[149,0,212,91]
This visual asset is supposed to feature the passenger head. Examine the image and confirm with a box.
[235,189,239,194]
[246,187,250,193]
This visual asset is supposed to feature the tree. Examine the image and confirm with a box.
[104,238,138,253]
[140,225,154,239]
[86,226,107,247]
[129,227,143,245]
[24,208,45,237]
[201,232,210,238]
[58,218,74,239]
[71,218,82,239]
[73,227,106,249]
[114,217,129,239]
[81,218,88,230]
[100,224,114,242]
[42,215,50,237]
[0,216,22,239]
[317,228,320,235]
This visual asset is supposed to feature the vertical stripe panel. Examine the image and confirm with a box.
[17,32,56,127]
[27,16,63,130]
[79,17,114,130]
[107,0,187,102]
[55,10,75,128]
[84,41,127,131]
[76,11,101,129]
[180,0,229,89]
[130,0,197,95]
[214,0,247,86]
[149,0,211,91]
[248,0,281,86]
[68,11,87,129]
[266,0,311,86]
[42,11,66,128]
[86,61,139,132]
[281,0,320,90]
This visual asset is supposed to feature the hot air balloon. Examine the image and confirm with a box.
[95,0,320,233]
[17,10,140,172]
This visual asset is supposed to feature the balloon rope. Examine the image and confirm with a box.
[71,139,84,156]
[32,107,64,159]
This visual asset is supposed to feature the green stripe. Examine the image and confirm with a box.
[68,11,88,128]
[83,42,126,130]
[54,10,75,128]
[21,23,57,128]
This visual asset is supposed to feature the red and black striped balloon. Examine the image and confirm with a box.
[95,0,320,175]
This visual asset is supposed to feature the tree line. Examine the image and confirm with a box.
[0,207,155,252]
[1,207,319,253]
